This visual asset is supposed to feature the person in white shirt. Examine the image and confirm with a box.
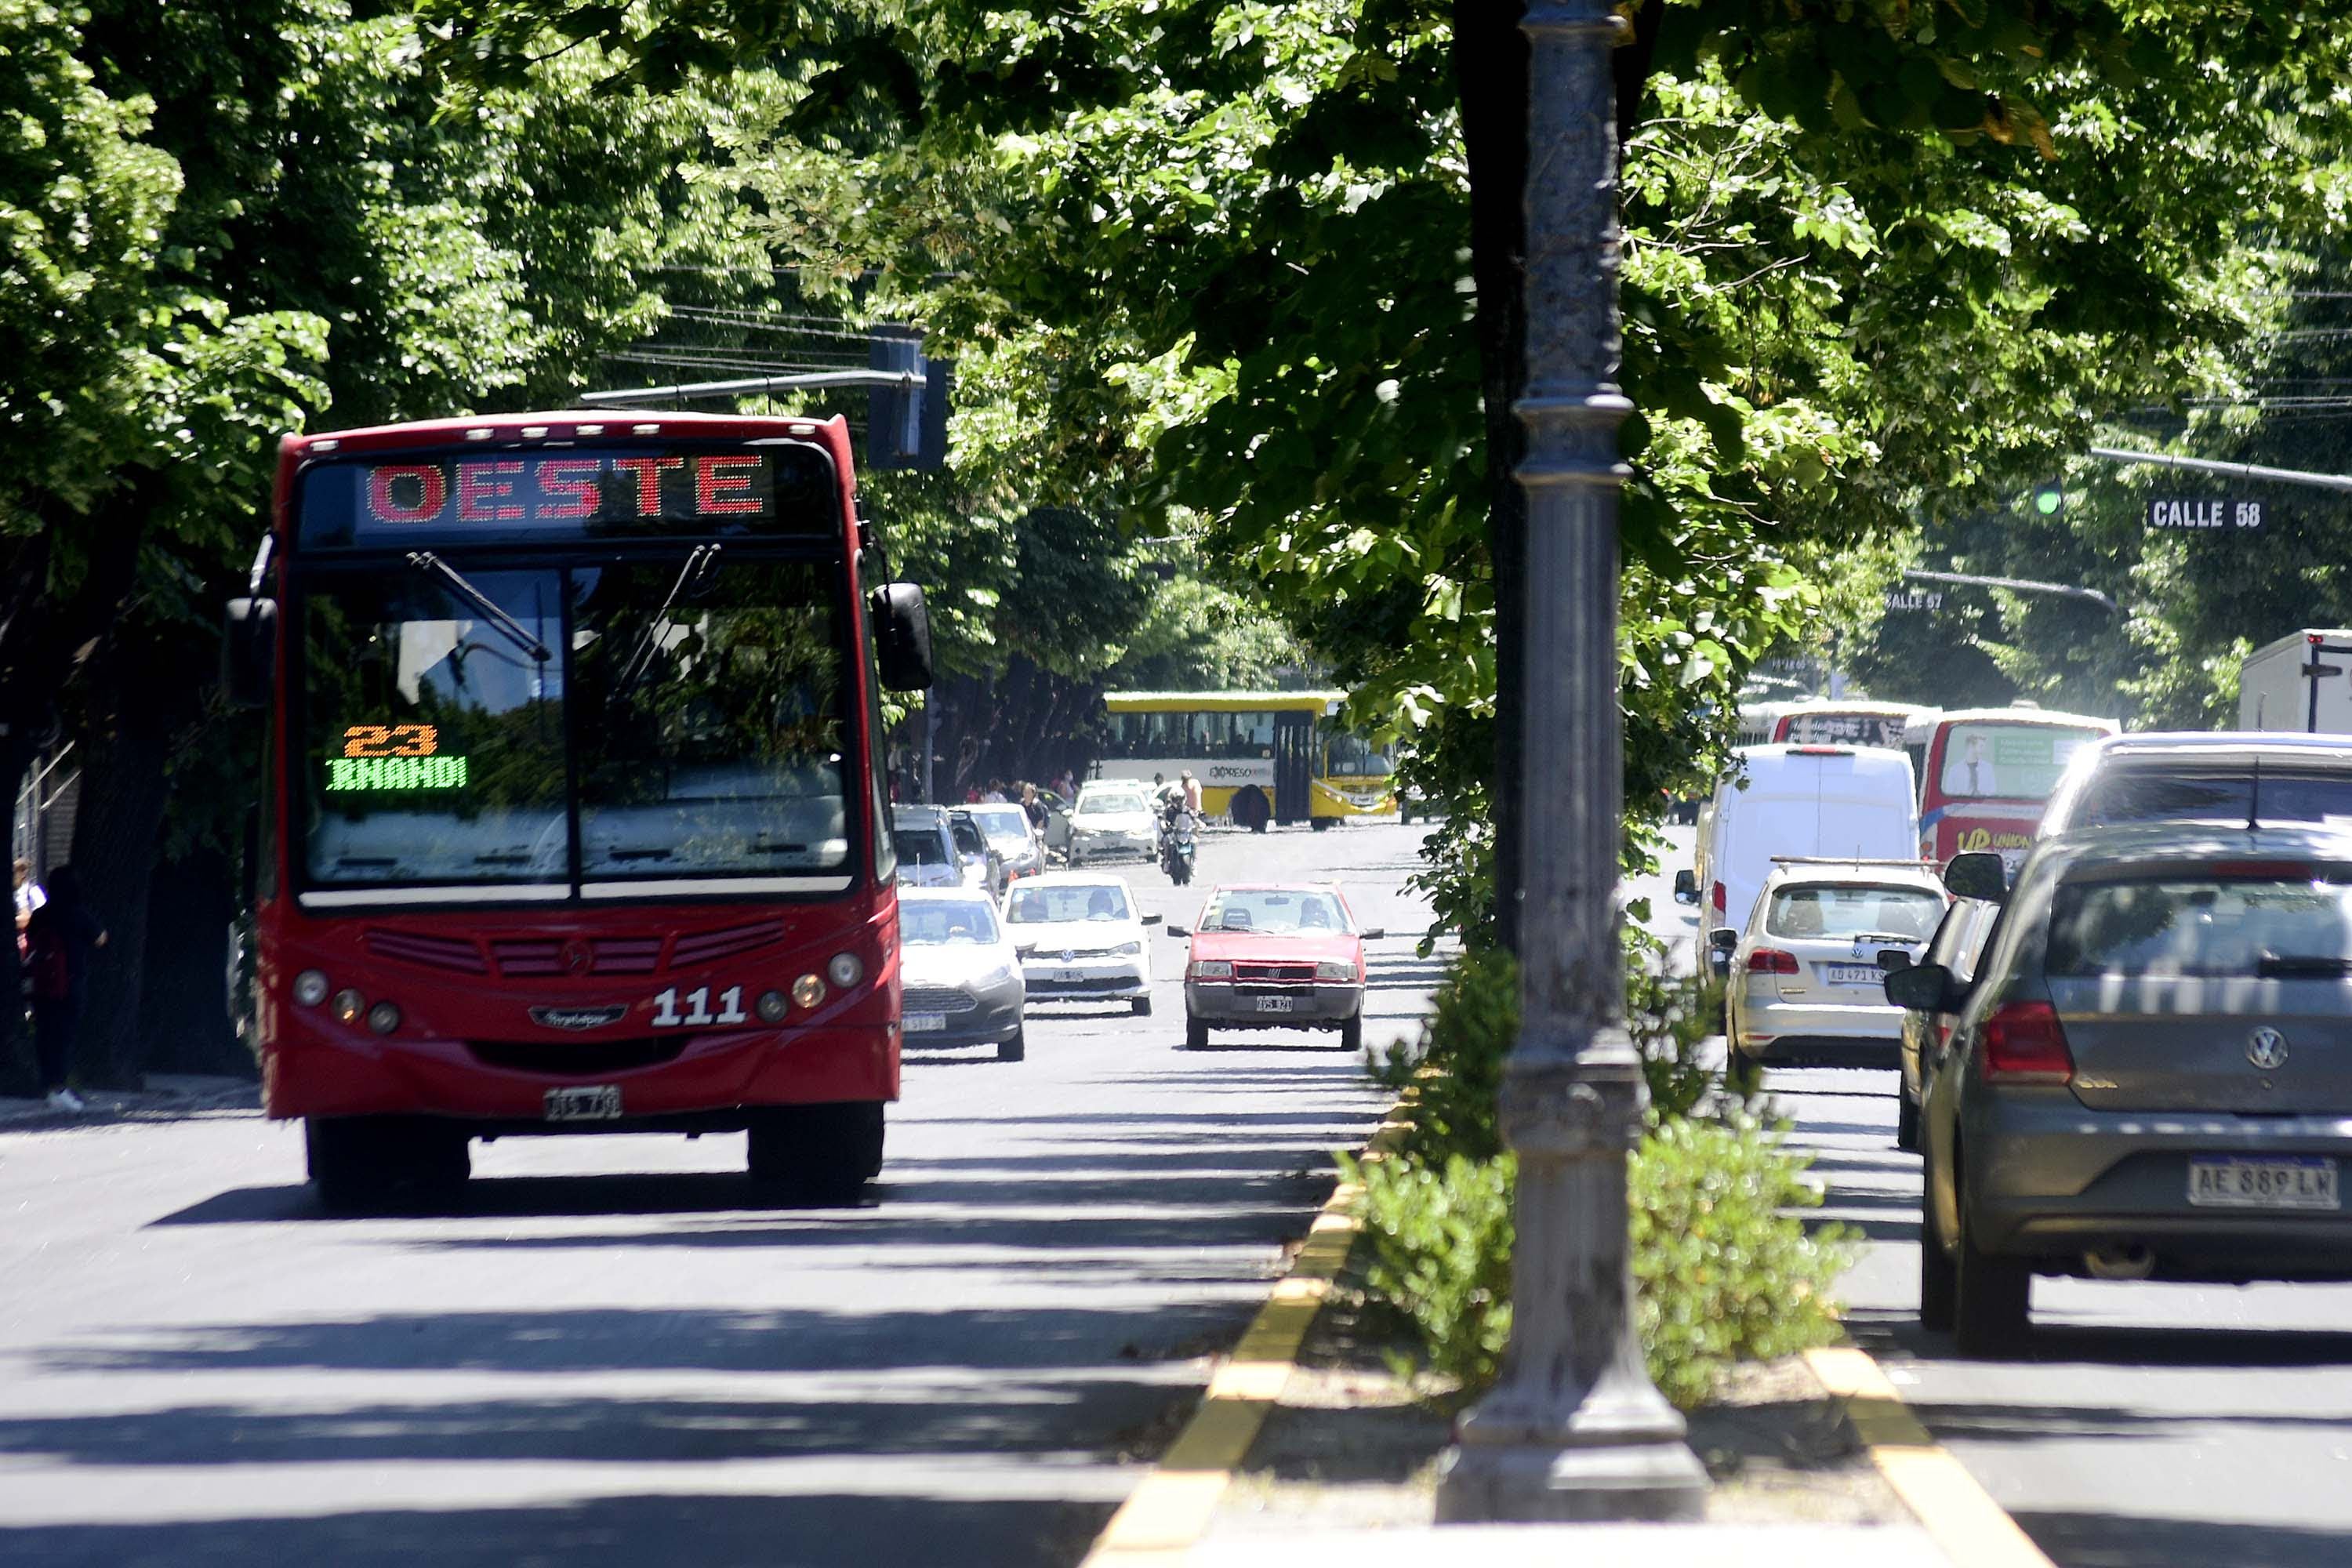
[13,858,43,932]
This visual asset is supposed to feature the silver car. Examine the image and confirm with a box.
[1896,823,2352,1357]
[2041,731,2352,834]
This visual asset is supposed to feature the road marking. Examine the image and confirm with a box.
[1080,1109,1410,1565]
[1807,1345,2056,1568]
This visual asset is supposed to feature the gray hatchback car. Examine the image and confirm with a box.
[1894,822,2352,1356]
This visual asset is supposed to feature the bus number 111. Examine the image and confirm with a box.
[651,986,749,1028]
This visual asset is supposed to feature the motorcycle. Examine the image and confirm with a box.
[1158,803,1198,887]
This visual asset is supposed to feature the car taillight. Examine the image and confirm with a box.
[1711,880,1727,913]
[1982,1000,2073,1083]
[1746,948,1799,975]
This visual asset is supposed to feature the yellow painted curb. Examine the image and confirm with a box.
[1806,1345,2056,1568]
[1080,1108,1413,1567]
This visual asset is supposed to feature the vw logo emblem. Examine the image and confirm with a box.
[2249,1026,2291,1071]
[561,938,596,977]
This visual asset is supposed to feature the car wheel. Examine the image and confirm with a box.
[748,1102,883,1204]
[1895,1086,1920,1152]
[998,1027,1025,1062]
[1185,1012,1208,1051]
[1951,1177,2031,1356]
[1131,995,1152,1018]
[1339,1014,1363,1054]
[1918,1183,1957,1334]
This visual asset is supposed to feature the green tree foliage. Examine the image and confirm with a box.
[418,0,2352,943]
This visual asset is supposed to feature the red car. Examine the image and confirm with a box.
[1167,884,1382,1051]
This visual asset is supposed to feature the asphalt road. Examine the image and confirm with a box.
[0,822,1439,1568]
[1647,822,2352,1568]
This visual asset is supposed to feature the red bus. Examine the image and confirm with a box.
[222,412,932,1210]
[1766,699,1924,750]
[1903,706,2116,873]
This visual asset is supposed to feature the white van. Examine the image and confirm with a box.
[1680,745,1921,931]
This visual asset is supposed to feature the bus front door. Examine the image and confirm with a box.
[1273,712,1313,825]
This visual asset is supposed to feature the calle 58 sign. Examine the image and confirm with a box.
[2146,496,2262,531]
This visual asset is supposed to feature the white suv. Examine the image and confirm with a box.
[1712,860,1947,1067]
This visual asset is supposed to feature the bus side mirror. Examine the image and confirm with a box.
[223,597,277,710]
[1942,851,2008,904]
[871,583,934,691]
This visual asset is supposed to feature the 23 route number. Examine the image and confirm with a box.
[650,985,749,1028]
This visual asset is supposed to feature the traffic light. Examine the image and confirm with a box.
[867,327,952,471]
[2031,479,2063,517]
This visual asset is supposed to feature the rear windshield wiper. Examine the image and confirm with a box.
[2256,953,2352,978]
[406,551,551,663]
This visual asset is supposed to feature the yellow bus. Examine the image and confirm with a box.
[1097,691,1398,829]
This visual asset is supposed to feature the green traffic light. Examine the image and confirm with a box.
[2034,482,2063,516]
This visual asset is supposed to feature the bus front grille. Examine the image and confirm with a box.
[466,1038,691,1077]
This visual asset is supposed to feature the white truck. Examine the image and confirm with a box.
[2239,630,2352,733]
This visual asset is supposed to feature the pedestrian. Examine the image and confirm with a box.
[1021,782,1048,830]
[1055,768,1076,799]
[982,778,1009,804]
[13,858,42,934]
[24,865,105,1113]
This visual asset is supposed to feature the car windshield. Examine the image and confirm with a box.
[1005,884,1131,924]
[1077,791,1148,818]
[967,805,1031,846]
[1765,884,1943,941]
[1199,889,1349,934]
[902,900,1001,945]
[299,557,854,894]
[891,826,953,866]
[2047,873,2352,978]
[2070,769,2352,829]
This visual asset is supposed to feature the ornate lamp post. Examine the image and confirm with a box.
[1432,0,1709,1523]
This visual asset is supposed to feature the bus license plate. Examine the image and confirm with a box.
[905,1013,946,1033]
[1258,995,1295,1014]
[544,1085,622,1123]
[2187,1155,2338,1210]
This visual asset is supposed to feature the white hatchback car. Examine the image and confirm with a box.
[1002,872,1160,1014]
[1067,782,1160,866]
[1712,860,1947,1067]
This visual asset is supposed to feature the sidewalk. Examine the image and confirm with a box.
[0,1072,258,1133]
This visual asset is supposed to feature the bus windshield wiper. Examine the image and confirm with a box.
[405,551,551,663]
[2256,953,2352,977]
[618,544,720,693]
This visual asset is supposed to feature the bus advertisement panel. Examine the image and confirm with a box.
[1905,708,2117,872]
[1770,701,1924,750]
[232,412,929,1210]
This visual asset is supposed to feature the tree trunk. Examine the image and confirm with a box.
[67,623,191,1088]
[1457,0,1530,953]
[140,847,247,1076]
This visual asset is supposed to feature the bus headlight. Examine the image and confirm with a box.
[791,973,826,1010]
[331,989,366,1025]
[755,989,790,1023]
[826,952,864,989]
[293,970,330,1007]
[366,1001,401,1036]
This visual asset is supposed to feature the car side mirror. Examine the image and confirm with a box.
[1942,850,2008,904]
[1142,912,1163,926]
[1707,927,1739,954]
[1164,925,1189,938]
[1883,961,1954,1011]
[1361,927,1385,941]
[870,583,934,691]
[1877,948,1914,975]
[222,597,277,709]
[1672,869,1697,905]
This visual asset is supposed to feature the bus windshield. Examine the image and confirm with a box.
[298,554,855,896]
[1936,723,2103,802]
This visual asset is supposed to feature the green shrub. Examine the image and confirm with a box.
[1343,1148,1515,1388]
[1368,948,1517,1164]
[1624,962,1723,1122]
[1348,1115,1853,1410]
[1629,1112,1855,1407]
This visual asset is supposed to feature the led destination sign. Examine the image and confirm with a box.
[297,445,838,548]
[324,723,470,793]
